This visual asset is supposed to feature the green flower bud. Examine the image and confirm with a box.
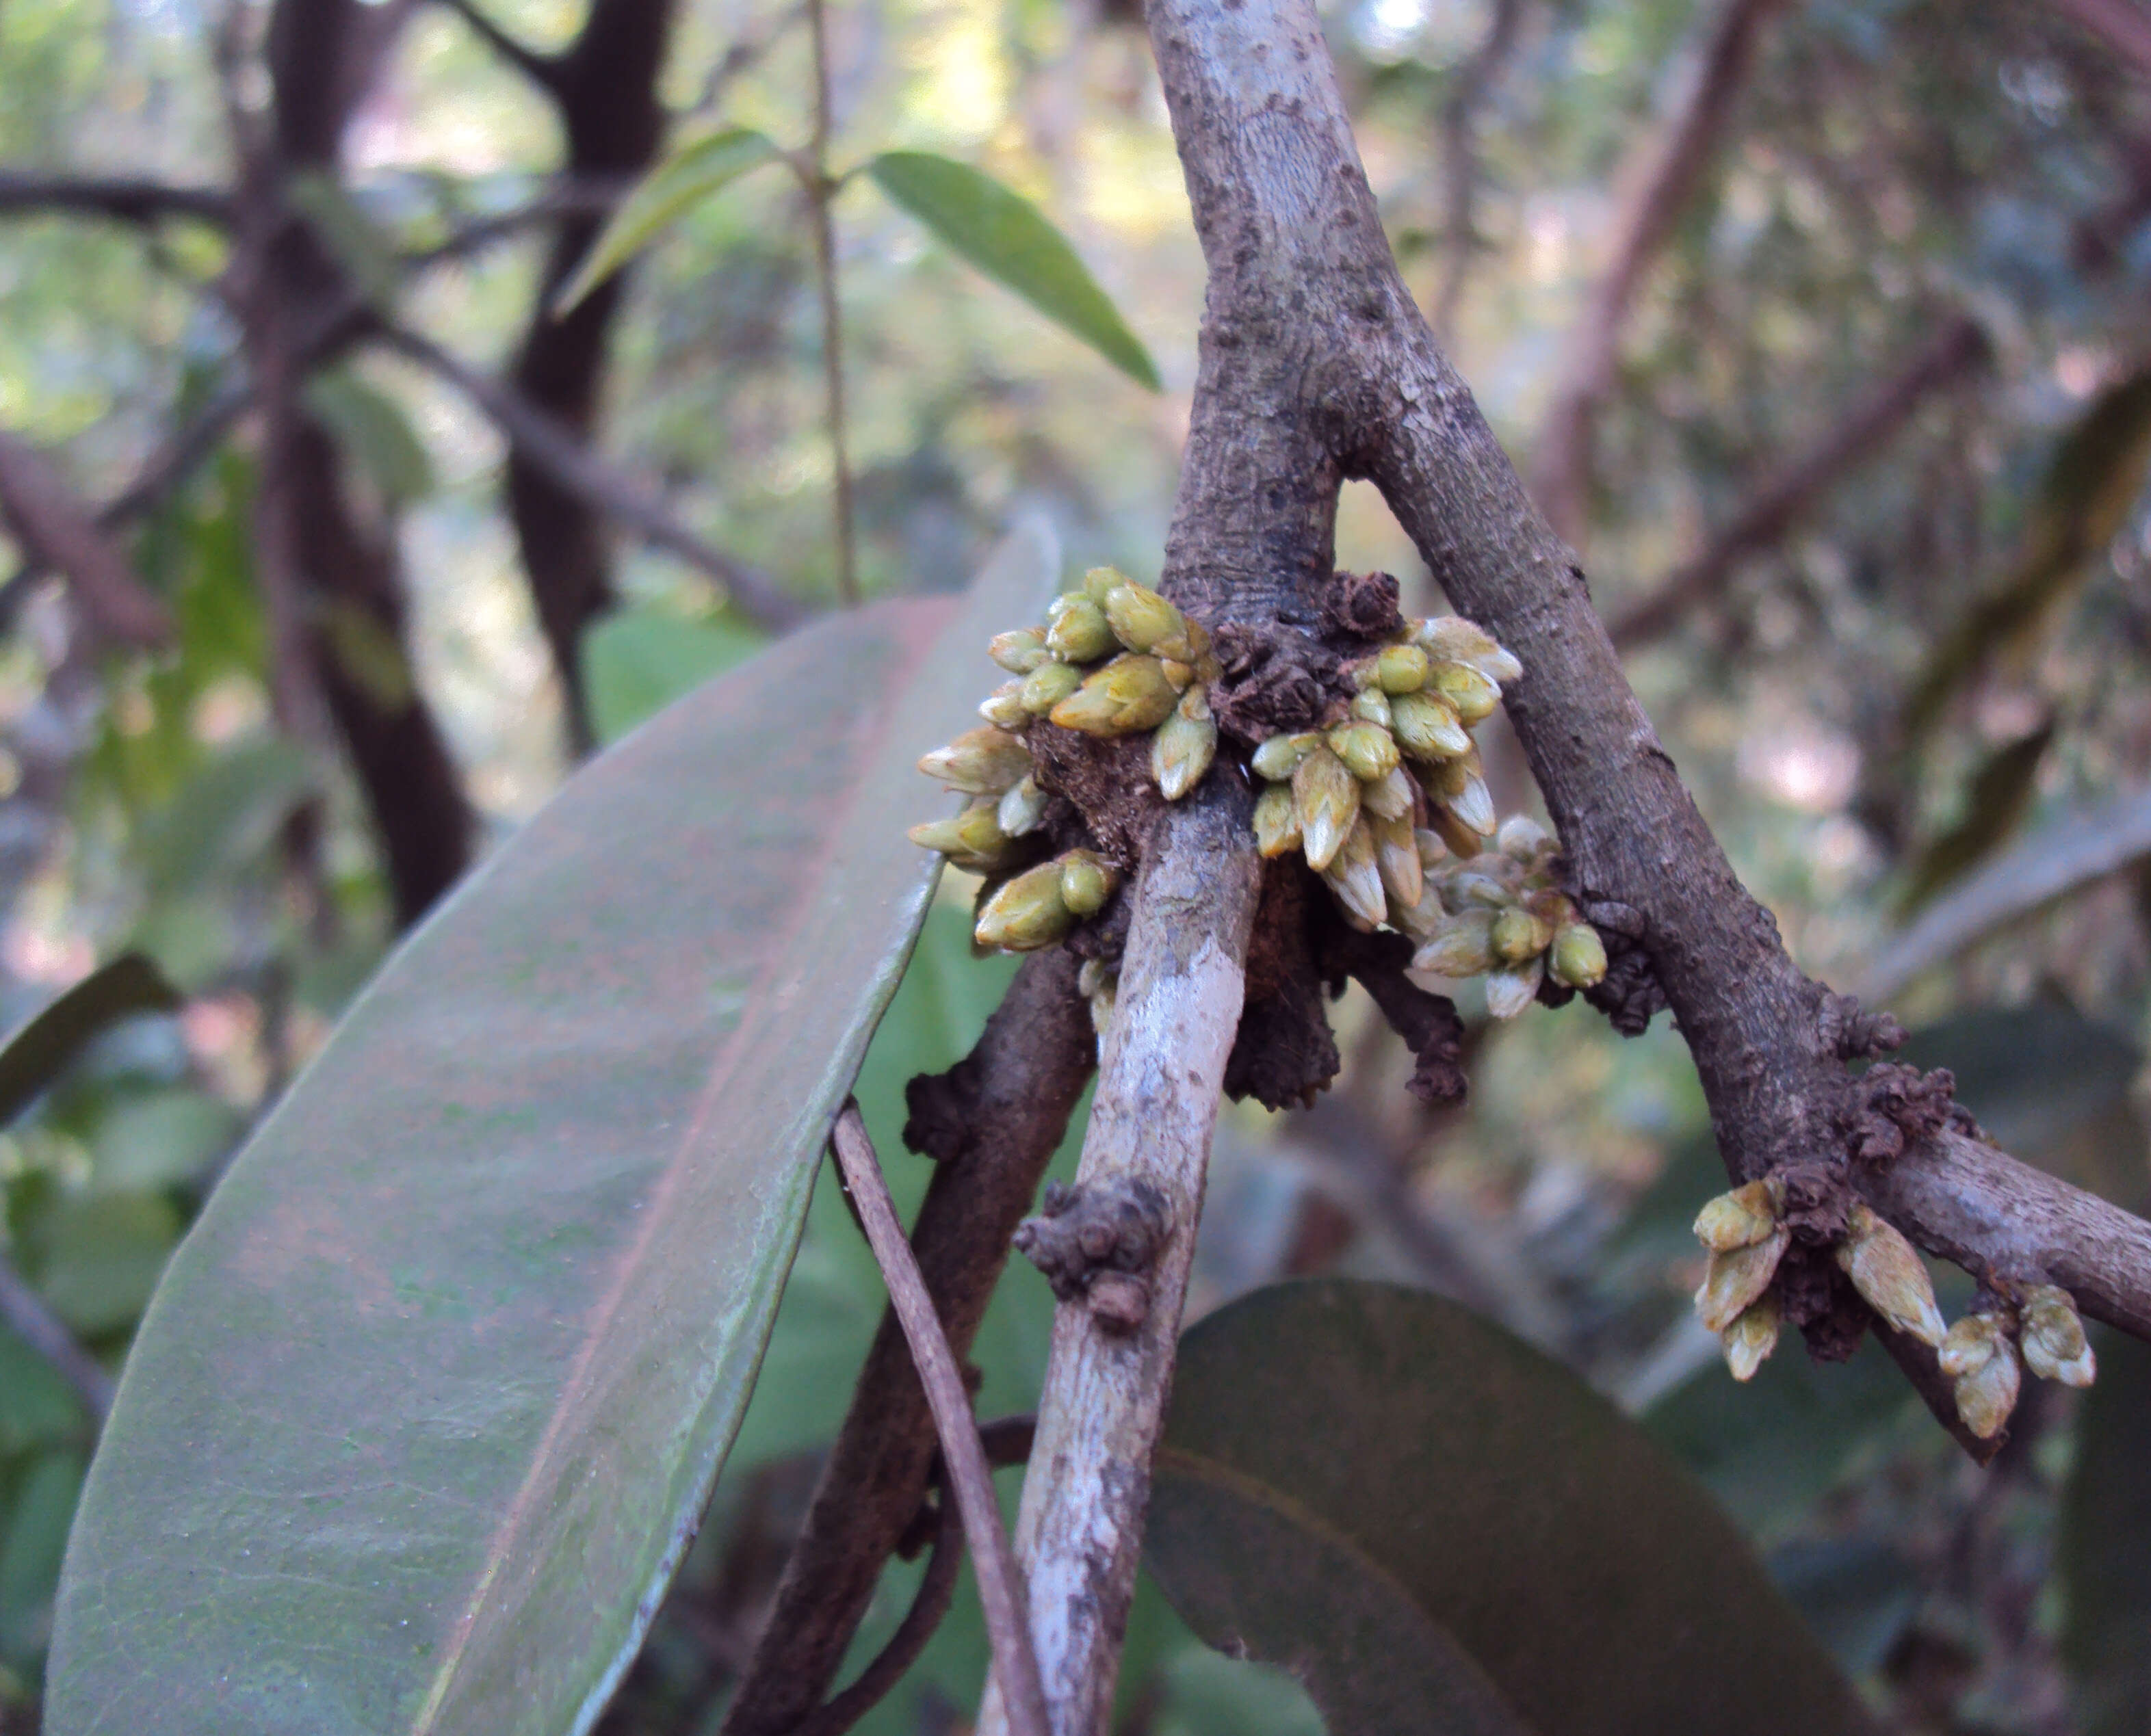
[1428,805,1489,860]
[1416,615,1522,684]
[1294,745,1361,873]
[1411,908,1495,978]
[1390,692,1472,761]
[1046,594,1117,663]
[1076,958,1107,999]
[1082,564,1128,604]
[1058,848,1118,916]
[919,726,1033,794]
[1429,660,1500,726]
[990,628,1050,674]
[1151,688,1217,801]
[2020,1285,2096,1387]
[1447,869,1514,910]
[1321,815,1387,928]
[1440,773,1498,839]
[974,861,1073,951]
[1695,1227,1790,1334]
[980,681,1032,729]
[1491,905,1552,964]
[1352,688,1394,728]
[909,798,1019,870]
[1496,814,1551,860]
[1723,1293,1781,1382]
[1329,720,1400,784]
[1251,732,1318,781]
[1941,1314,2020,1438]
[1361,764,1418,823]
[1021,659,1084,713]
[1693,1179,1784,1253]
[1391,887,1445,940]
[1103,581,1186,655]
[1370,808,1423,910]
[998,774,1047,838]
[1483,958,1543,1020]
[1253,783,1303,857]
[1377,642,1431,694]
[1548,922,1608,989]
[1049,655,1181,735]
[1414,828,1449,873]
[1836,1204,1946,1347]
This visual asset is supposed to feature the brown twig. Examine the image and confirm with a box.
[805,0,860,606]
[380,323,809,631]
[430,0,564,92]
[1608,312,1989,649]
[1530,0,1789,542]
[0,1249,114,1422]
[0,431,172,646]
[721,949,1092,1735]
[1430,0,1526,344]
[827,1104,1050,1736]
[0,171,232,228]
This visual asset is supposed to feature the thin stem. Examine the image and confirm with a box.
[0,1249,114,1421]
[828,1103,1050,1736]
[807,0,859,606]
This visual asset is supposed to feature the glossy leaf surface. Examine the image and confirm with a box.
[45,525,1056,1736]
[867,151,1161,390]
[1149,1281,1876,1736]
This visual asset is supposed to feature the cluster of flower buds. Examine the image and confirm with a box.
[1407,817,1610,1017]
[1690,1185,2098,1432]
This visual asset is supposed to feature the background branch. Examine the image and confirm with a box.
[0,430,174,646]
[0,171,231,228]
[1429,0,1526,344]
[0,1249,114,1422]
[430,0,564,93]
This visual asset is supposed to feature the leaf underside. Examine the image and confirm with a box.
[44,524,1057,1736]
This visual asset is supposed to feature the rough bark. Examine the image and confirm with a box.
[719,950,1095,1736]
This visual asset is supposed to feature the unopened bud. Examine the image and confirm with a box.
[1151,689,1217,801]
[1253,784,1302,857]
[1484,958,1544,1020]
[1442,773,1498,839]
[1046,594,1117,663]
[1940,1314,2020,1439]
[1723,1293,1782,1382]
[1695,1226,1790,1334]
[1321,815,1387,928]
[1548,922,1608,989]
[991,628,1050,673]
[908,798,1018,871]
[1352,688,1394,728]
[1049,655,1180,735]
[1693,1179,1783,1254]
[979,681,1031,728]
[1429,660,1500,726]
[2020,1285,2096,1387]
[1329,720,1400,784]
[1416,615,1521,684]
[1021,659,1084,713]
[974,862,1073,951]
[1370,808,1423,910]
[1251,732,1318,781]
[1412,909,1495,978]
[1427,805,1486,861]
[1490,906,1551,964]
[1058,850,1118,916]
[1377,643,1431,694]
[1103,581,1186,655]
[1361,764,1418,823]
[1836,1204,1946,1347]
[1390,692,1472,761]
[1496,814,1551,860]
[1294,746,1361,873]
[998,775,1047,838]
[920,726,1032,794]
[1160,658,1196,689]
[1446,869,1514,910]
[1081,565,1127,604]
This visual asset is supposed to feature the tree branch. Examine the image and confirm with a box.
[0,171,232,228]
[1608,311,1988,649]
[1430,0,1527,345]
[0,430,173,646]
[720,949,1093,1735]
[430,0,564,93]
[828,1105,1051,1736]
[1530,0,1788,542]
[0,1248,114,1422]
[2049,0,2151,83]
[379,324,809,632]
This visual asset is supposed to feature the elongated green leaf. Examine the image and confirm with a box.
[553,127,781,316]
[1150,1282,1877,1736]
[0,956,179,1130]
[303,369,435,506]
[45,523,1057,1736]
[868,151,1161,390]
[2060,1328,2151,1736]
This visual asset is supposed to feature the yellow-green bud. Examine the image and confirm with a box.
[1412,909,1495,979]
[1082,564,1128,604]
[1151,688,1217,801]
[1442,772,1498,839]
[1940,1314,2020,1439]
[1416,615,1522,684]
[1377,642,1431,694]
[1046,594,1117,663]
[1049,655,1180,736]
[1021,659,1084,713]
[1447,869,1514,909]
[1352,688,1393,728]
[1321,815,1387,928]
[1723,1293,1781,1382]
[908,799,1018,871]
[1370,808,1422,910]
[2020,1285,2096,1386]
[980,681,1032,728]
[1491,906,1551,964]
[974,862,1072,951]
[1429,660,1500,726]
[1076,958,1107,998]
[1361,764,1417,823]
[1253,783,1303,857]
[998,775,1047,838]
[1251,732,1318,781]
[1103,581,1186,655]
[1429,806,1490,860]
[1415,828,1449,873]
[1836,1204,1946,1347]
[1548,922,1608,989]
[991,628,1050,674]
[1693,1179,1782,1254]
[1483,958,1543,1020]
[1496,814,1551,860]
[1390,692,1472,761]
[1294,745,1361,873]
[919,726,1032,794]
[1058,849,1118,916]
[1329,720,1400,784]
[1695,1227,1790,1334]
